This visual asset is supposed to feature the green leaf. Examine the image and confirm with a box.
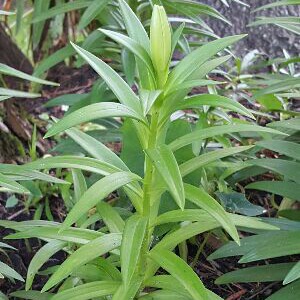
[284,261,300,284]
[31,0,51,49]
[0,88,40,98]
[45,102,146,138]
[178,94,255,119]
[248,159,300,183]
[0,164,67,184]
[180,146,253,177]
[256,140,300,160]
[78,0,110,29]
[97,202,125,233]
[23,156,120,176]
[253,78,300,98]
[169,124,285,151]
[72,169,87,202]
[266,280,300,300]
[146,145,185,210]
[165,35,245,92]
[268,117,300,130]
[121,215,147,285]
[26,240,67,290]
[11,291,53,300]
[216,262,294,284]
[149,249,207,300]
[139,290,190,300]
[5,226,103,245]
[167,80,223,94]
[65,127,129,171]
[246,181,300,201]
[145,275,192,298]
[239,231,300,263]
[0,63,58,86]
[34,44,76,77]
[32,0,92,23]
[140,89,162,115]
[0,173,30,194]
[185,184,239,244]
[144,275,222,299]
[216,191,265,216]
[0,261,24,281]
[99,29,155,78]
[146,221,220,279]
[42,234,122,292]
[52,281,120,300]
[71,42,143,115]
[154,209,278,231]
[62,172,141,229]
[118,0,150,52]
[112,279,142,300]
[254,1,300,12]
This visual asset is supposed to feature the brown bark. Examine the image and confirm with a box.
[0,23,32,73]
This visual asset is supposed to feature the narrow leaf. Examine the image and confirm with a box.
[146,145,185,210]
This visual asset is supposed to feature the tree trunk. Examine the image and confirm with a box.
[201,0,300,57]
[0,23,32,73]
[0,23,34,162]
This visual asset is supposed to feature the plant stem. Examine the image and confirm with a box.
[143,109,159,216]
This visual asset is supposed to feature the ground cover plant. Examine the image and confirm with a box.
[0,0,299,299]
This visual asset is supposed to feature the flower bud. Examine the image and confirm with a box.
[150,5,171,88]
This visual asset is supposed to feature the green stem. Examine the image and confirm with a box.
[143,109,159,216]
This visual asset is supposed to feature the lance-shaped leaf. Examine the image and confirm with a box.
[32,0,92,23]
[256,140,300,160]
[253,0,300,12]
[10,290,53,300]
[180,146,253,177]
[71,42,143,115]
[169,124,286,151]
[78,0,110,30]
[178,94,254,119]
[45,102,146,138]
[239,231,300,263]
[118,0,150,51]
[97,202,125,233]
[0,173,30,194]
[149,249,207,300]
[65,127,129,171]
[0,63,58,86]
[165,35,246,92]
[246,181,300,201]
[99,29,155,79]
[0,88,40,98]
[121,215,147,285]
[52,281,120,300]
[5,226,103,245]
[284,261,300,285]
[0,261,24,282]
[26,240,67,290]
[216,262,294,284]
[62,172,141,229]
[185,184,239,244]
[42,234,122,292]
[146,145,185,210]
[154,209,277,231]
[23,156,120,176]
[247,159,300,184]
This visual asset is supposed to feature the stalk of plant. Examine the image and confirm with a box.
[0,1,285,299]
